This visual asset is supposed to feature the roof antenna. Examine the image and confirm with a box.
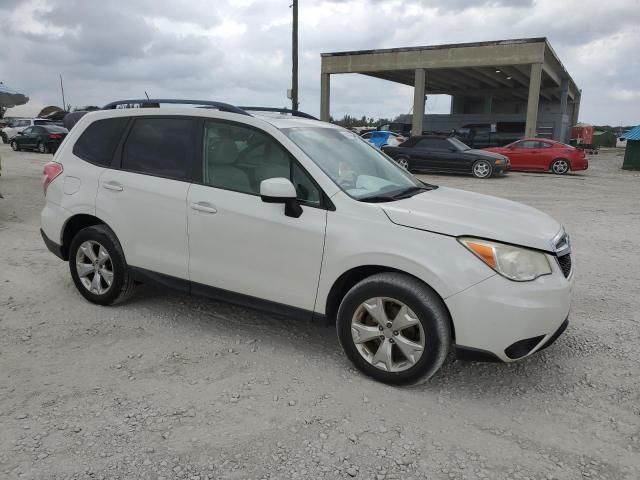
[144,91,150,100]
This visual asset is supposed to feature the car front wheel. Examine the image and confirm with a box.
[336,273,451,385]
[69,225,136,305]
[472,160,492,178]
[10,140,19,151]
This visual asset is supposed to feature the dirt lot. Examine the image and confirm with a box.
[0,144,639,480]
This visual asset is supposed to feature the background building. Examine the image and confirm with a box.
[320,38,580,142]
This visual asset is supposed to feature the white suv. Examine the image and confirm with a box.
[41,100,573,385]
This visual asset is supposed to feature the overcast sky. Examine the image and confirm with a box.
[1,0,639,125]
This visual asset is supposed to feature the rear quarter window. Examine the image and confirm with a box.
[121,117,197,181]
[73,117,130,167]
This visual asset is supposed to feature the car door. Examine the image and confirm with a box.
[437,138,471,172]
[411,138,445,170]
[95,116,194,280]
[507,140,538,170]
[533,141,555,169]
[187,119,327,313]
[18,126,37,148]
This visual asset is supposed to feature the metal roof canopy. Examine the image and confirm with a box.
[320,38,581,138]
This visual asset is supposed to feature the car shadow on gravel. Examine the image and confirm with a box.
[121,282,343,354]
[119,282,573,393]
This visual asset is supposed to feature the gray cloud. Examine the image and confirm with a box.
[0,0,638,125]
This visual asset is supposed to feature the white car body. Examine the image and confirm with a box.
[41,107,573,371]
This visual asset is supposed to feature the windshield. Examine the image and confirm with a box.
[283,127,425,200]
[448,137,471,151]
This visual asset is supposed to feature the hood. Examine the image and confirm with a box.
[466,149,506,160]
[381,187,561,251]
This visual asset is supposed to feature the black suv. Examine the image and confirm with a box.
[455,122,525,148]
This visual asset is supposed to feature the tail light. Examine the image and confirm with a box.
[49,133,63,140]
[43,162,63,196]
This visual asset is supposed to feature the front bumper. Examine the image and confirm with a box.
[446,256,573,362]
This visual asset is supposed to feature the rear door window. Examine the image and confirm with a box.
[73,117,130,167]
[121,117,197,181]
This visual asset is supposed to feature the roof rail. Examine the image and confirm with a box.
[101,99,251,116]
[238,106,318,120]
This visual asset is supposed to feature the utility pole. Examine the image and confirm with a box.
[59,74,67,111]
[291,0,299,111]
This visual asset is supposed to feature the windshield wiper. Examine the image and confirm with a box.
[390,186,431,199]
[360,194,397,203]
[360,185,432,203]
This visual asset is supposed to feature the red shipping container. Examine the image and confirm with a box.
[571,124,593,145]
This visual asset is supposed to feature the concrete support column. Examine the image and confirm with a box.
[320,73,330,122]
[524,62,543,138]
[412,68,426,137]
[558,78,569,142]
[570,90,582,128]
[483,95,493,114]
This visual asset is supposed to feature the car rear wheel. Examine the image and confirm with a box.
[69,225,136,305]
[472,159,492,178]
[395,157,410,171]
[336,273,451,385]
[10,140,19,151]
[551,158,569,175]
[37,141,49,154]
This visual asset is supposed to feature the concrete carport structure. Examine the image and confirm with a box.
[320,38,580,141]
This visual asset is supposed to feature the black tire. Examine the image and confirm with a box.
[10,140,19,151]
[472,159,493,178]
[37,141,49,154]
[336,273,451,385]
[69,225,136,305]
[551,158,570,175]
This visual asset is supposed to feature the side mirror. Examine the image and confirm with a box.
[260,177,302,218]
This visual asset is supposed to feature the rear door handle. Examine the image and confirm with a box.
[190,202,217,214]
[103,182,123,192]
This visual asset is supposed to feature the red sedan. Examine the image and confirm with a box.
[485,138,588,175]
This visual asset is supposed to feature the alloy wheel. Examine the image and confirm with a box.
[397,158,409,170]
[473,160,491,178]
[38,142,47,154]
[75,240,114,295]
[10,141,18,151]
[552,159,569,174]
[351,297,425,372]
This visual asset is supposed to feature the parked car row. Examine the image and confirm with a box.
[381,135,588,178]
[10,124,68,153]
[1,118,55,141]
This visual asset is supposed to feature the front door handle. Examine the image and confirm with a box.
[190,202,217,214]
[103,182,124,192]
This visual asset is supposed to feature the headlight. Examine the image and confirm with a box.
[459,237,551,281]
[494,159,504,165]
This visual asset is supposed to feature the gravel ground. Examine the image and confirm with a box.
[0,144,639,480]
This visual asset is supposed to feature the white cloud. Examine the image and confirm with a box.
[0,0,638,125]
